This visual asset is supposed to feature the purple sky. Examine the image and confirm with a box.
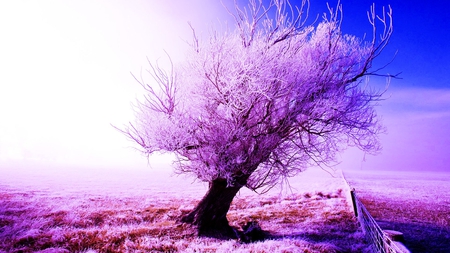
[0,0,449,172]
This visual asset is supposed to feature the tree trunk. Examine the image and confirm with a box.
[181,178,243,239]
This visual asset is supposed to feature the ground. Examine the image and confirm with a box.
[345,170,450,253]
[0,164,369,253]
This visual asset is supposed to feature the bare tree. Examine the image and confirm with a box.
[119,0,394,239]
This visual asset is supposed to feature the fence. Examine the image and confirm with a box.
[342,172,410,253]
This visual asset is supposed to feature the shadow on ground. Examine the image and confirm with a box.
[377,220,450,253]
[266,222,368,252]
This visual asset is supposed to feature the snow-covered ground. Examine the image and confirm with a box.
[3,161,448,252]
[344,169,450,252]
[0,163,368,252]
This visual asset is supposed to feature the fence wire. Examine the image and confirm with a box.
[341,172,410,253]
[352,190,409,253]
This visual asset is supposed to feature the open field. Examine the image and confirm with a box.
[345,170,450,253]
[0,164,368,252]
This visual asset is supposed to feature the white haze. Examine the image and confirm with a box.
[1,1,449,173]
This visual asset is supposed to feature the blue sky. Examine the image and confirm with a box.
[314,0,450,172]
[323,0,450,89]
[0,0,449,172]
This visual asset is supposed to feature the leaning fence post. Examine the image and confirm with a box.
[342,171,411,252]
[350,188,358,217]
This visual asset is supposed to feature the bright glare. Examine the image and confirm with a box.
[0,0,229,168]
[1,1,449,172]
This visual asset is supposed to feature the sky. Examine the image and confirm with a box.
[0,0,449,172]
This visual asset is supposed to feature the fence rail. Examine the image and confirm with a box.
[342,172,410,253]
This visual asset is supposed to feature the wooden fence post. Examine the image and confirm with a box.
[384,230,410,253]
[350,189,358,217]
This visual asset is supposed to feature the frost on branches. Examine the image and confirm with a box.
[120,0,394,239]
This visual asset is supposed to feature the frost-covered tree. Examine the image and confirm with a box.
[120,0,393,239]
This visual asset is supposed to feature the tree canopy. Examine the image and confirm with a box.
[123,0,392,192]
[119,0,394,238]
